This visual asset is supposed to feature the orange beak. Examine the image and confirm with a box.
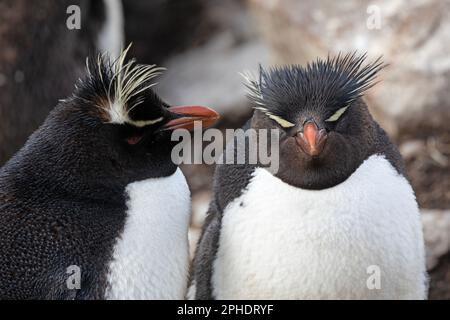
[295,121,328,157]
[162,105,220,131]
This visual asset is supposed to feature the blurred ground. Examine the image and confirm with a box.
[400,127,450,209]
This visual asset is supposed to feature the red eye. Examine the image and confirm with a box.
[126,135,143,145]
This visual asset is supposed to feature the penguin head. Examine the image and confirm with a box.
[243,53,385,189]
[43,46,218,187]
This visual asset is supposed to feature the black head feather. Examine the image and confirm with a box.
[243,52,386,120]
[72,46,166,126]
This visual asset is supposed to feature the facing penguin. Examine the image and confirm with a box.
[0,47,219,300]
[190,53,427,300]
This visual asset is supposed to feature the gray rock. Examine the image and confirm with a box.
[156,31,269,118]
[422,209,450,270]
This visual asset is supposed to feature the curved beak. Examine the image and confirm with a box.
[162,105,220,131]
[295,120,328,157]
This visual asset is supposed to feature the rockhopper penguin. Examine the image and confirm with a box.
[0,47,219,299]
[190,53,427,299]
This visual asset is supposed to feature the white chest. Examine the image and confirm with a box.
[213,155,426,299]
[106,168,191,300]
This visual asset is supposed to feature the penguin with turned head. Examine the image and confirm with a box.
[0,47,219,300]
[191,53,427,300]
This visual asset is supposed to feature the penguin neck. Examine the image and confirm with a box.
[275,151,366,190]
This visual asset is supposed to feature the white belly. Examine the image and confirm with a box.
[213,155,427,299]
[106,168,191,300]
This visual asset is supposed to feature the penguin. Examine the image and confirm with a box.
[190,53,427,300]
[0,46,219,300]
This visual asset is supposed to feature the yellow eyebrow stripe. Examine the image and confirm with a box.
[325,106,349,122]
[268,114,295,128]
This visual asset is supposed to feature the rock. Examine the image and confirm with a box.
[422,209,450,299]
[156,31,269,118]
[399,140,426,160]
[428,252,450,299]
[122,0,211,65]
[404,132,450,209]
[422,210,450,270]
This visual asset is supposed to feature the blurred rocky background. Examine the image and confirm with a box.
[0,0,108,165]
[0,0,448,299]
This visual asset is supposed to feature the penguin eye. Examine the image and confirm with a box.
[325,106,349,122]
[268,114,295,128]
[126,135,143,145]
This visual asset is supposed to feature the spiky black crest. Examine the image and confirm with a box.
[73,45,166,127]
[242,52,386,119]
